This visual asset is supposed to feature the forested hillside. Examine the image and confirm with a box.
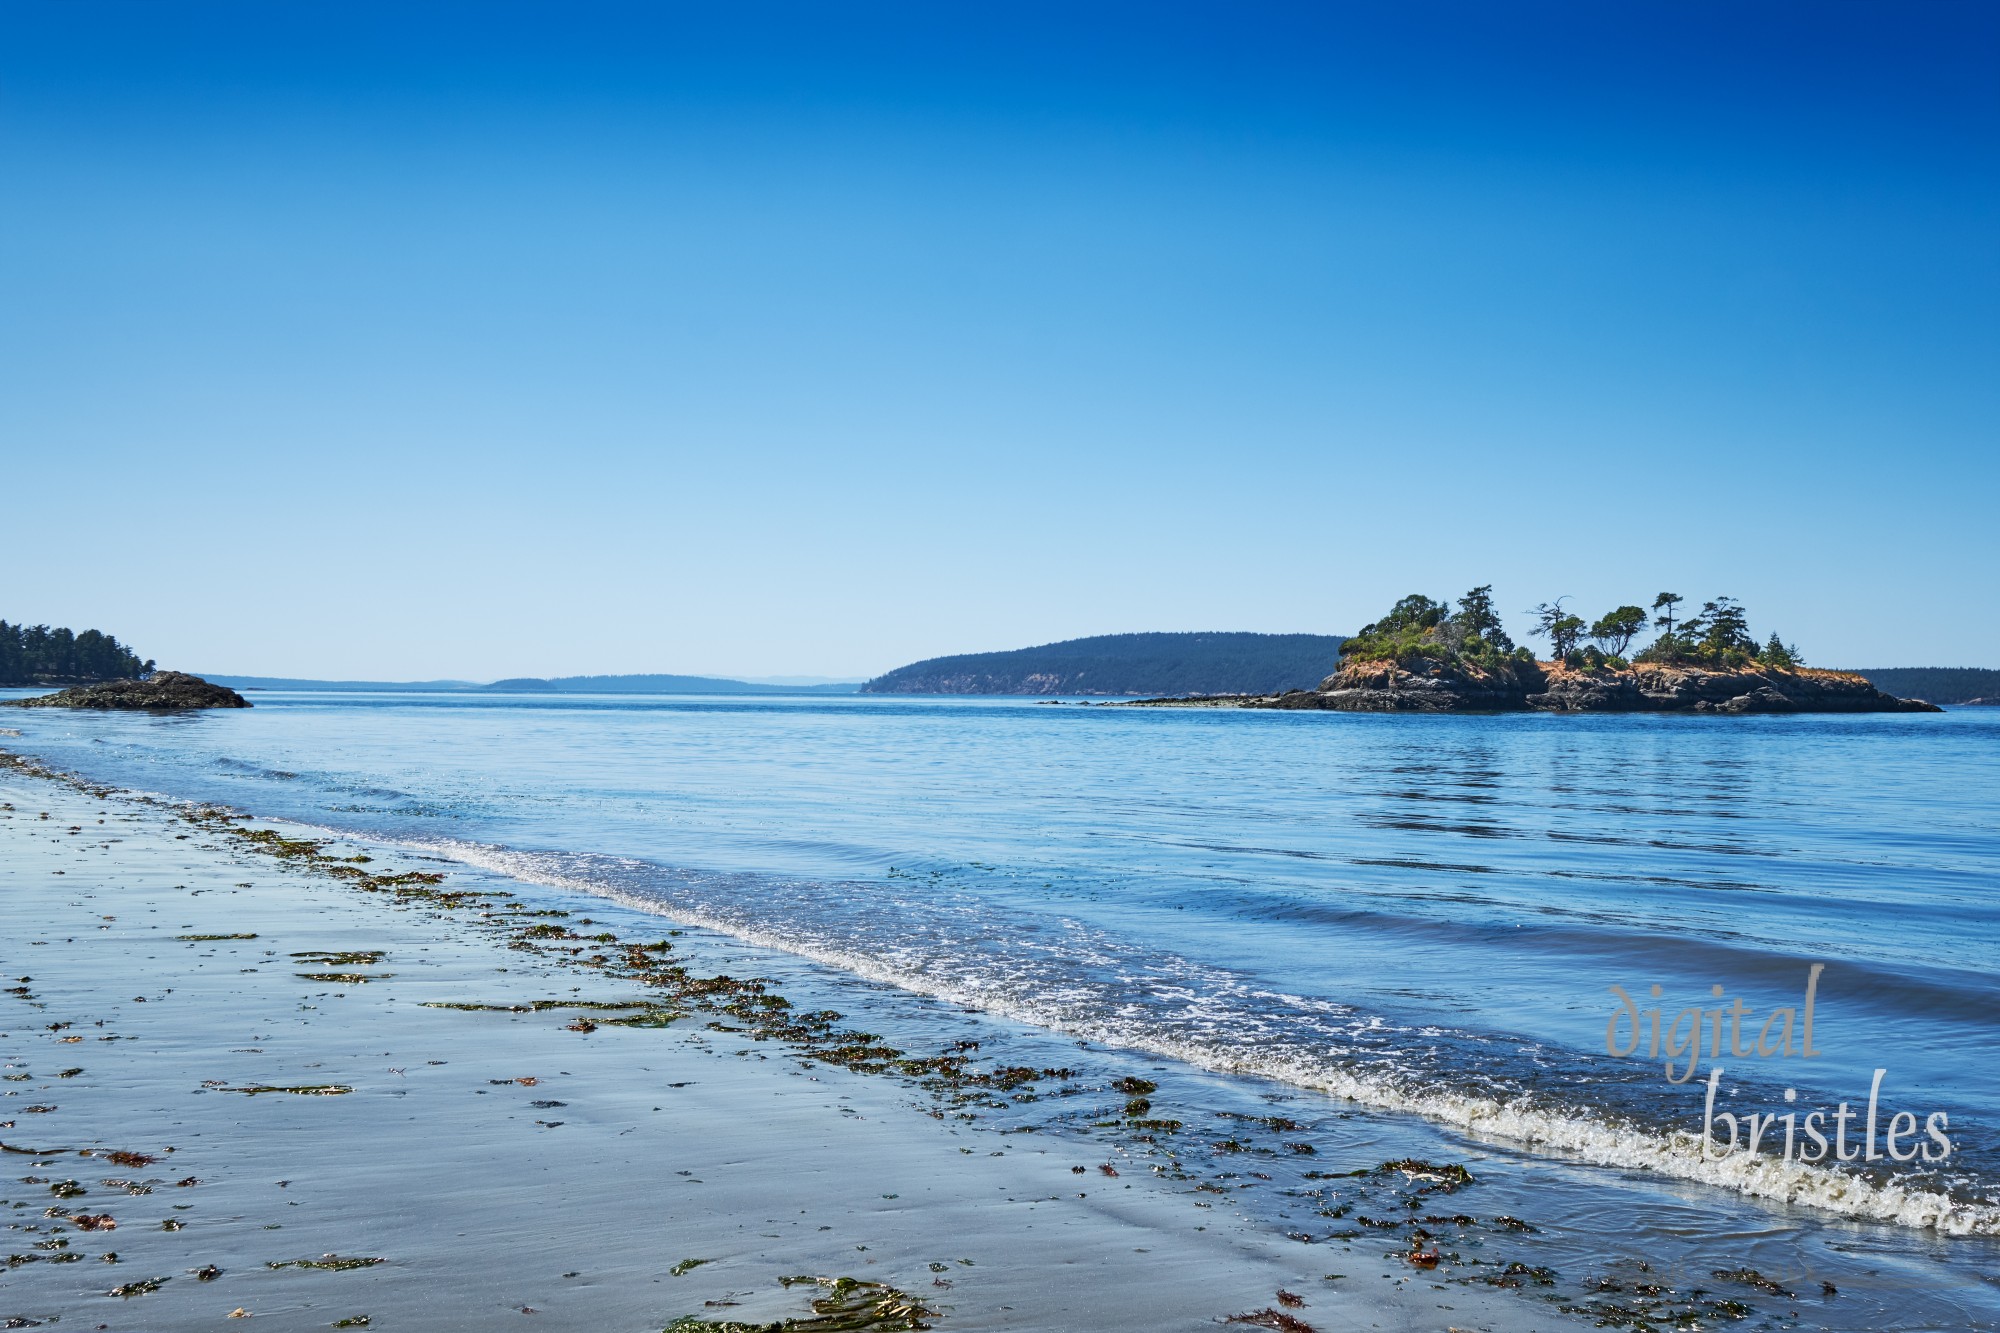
[0,621,153,686]
[1850,668,2000,705]
[862,633,1347,696]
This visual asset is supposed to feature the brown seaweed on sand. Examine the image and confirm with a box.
[1375,1158,1473,1193]
[665,1275,939,1331]
[268,1254,386,1272]
[1711,1268,1794,1297]
[422,1000,649,1012]
[1225,1309,1315,1333]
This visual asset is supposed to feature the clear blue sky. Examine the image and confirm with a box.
[4,2,1995,678]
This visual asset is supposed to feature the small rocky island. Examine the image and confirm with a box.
[5,671,252,711]
[1136,588,1941,714]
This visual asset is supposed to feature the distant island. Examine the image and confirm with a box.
[1843,667,2000,706]
[1132,589,1940,714]
[198,673,862,695]
[196,675,483,692]
[0,620,153,686]
[861,632,1349,696]
[481,674,860,694]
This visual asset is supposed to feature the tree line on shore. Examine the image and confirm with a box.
[0,620,154,686]
[1341,587,1803,672]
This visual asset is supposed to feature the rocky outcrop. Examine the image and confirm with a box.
[1261,656,1545,712]
[5,671,252,711]
[1527,663,1940,714]
[1132,660,1940,714]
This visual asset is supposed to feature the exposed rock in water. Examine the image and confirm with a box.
[1132,659,1941,715]
[1524,663,1941,714]
[5,671,252,711]
[1275,657,1544,712]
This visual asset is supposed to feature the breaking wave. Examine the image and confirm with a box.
[416,834,2000,1237]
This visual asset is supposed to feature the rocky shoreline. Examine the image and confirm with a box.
[2,669,251,710]
[1133,659,1942,714]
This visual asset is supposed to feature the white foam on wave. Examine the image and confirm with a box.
[418,835,2000,1238]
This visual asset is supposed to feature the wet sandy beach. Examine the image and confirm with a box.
[0,763,1561,1332]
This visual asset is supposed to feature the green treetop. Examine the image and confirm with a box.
[1342,588,1810,674]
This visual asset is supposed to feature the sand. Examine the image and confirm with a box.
[0,767,1565,1332]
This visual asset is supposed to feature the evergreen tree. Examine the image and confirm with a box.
[1529,600,1587,658]
[1379,594,1448,632]
[1455,585,1514,653]
[1760,633,1802,669]
[1650,592,1685,658]
[1590,606,1648,658]
[0,621,153,685]
[1689,597,1756,662]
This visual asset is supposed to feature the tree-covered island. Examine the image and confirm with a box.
[0,620,248,709]
[1137,587,1938,714]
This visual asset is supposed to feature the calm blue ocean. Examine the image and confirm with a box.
[6,690,1998,1326]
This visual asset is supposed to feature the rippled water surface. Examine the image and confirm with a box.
[7,690,1999,1326]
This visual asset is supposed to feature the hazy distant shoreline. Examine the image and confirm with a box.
[198,672,865,695]
[186,649,2000,708]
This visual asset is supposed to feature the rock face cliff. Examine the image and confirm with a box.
[1523,663,1938,714]
[5,671,252,711]
[1264,656,1543,712]
[1144,658,1941,714]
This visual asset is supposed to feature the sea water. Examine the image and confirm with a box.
[6,691,1997,1327]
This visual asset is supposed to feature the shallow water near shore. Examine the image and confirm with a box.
[5,689,1999,1328]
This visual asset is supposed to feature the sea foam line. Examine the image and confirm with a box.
[378,831,2000,1238]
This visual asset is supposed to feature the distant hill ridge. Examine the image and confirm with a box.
[1849,667,2000,705]
[483,674,858,694]
[200,673,859,695]
[861,632,1348,697]
[200,675,480,692]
